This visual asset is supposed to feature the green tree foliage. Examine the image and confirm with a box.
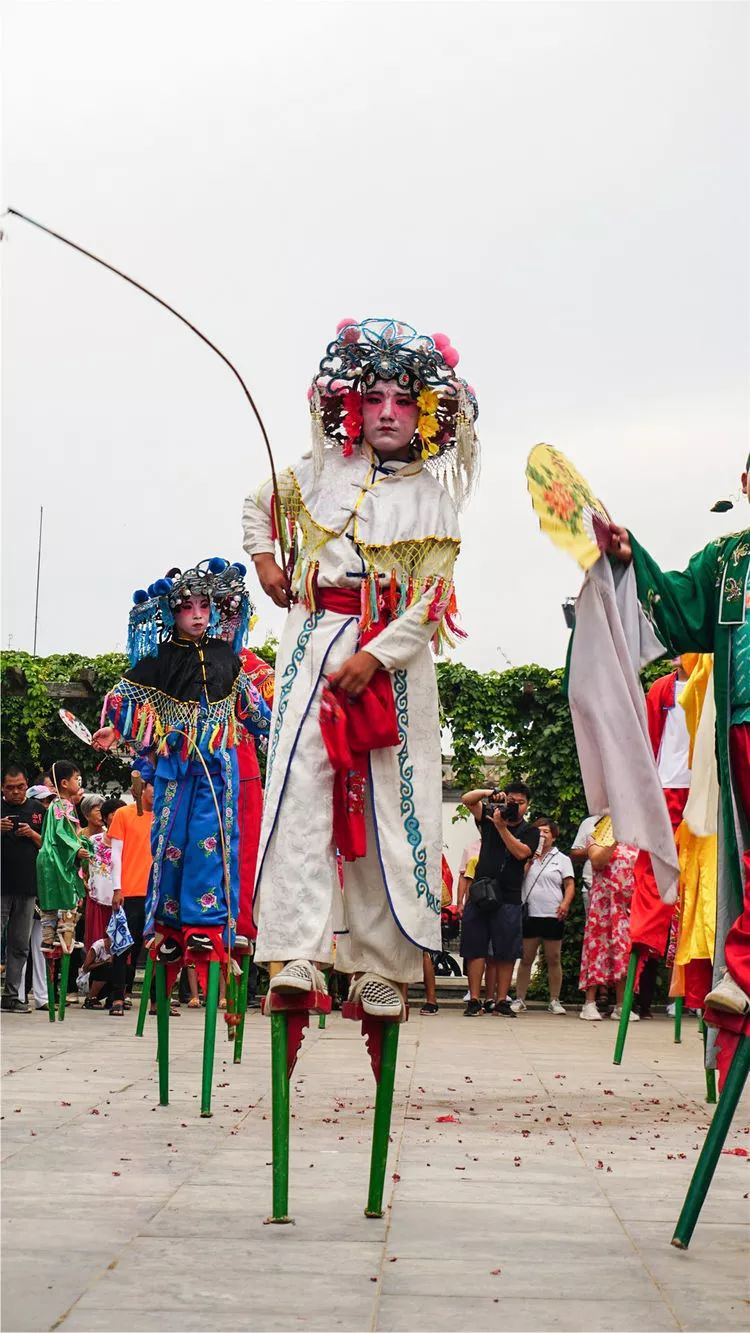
[2,641,673,1002]
[0,638,279,787]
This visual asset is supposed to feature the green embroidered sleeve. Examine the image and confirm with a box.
[36,801,82,912]
[628,532,719,656]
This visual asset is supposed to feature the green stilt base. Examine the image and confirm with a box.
[264,989,332,1222]
[46,958,56,1023]
[233,954,251,1065]
[155,961,170,1106]
[612,950,638,1066]
[135,953,154,1038]
[672,1034,750,1249]
[365,1021,400,1218]
[703,1021,717,1105]
[674,995,684,1043]
[318,1013,327,1030]
[57,953,71,1021]
[340,999,405,1218]
[200,960,221,1117]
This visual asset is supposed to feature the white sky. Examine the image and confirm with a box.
[2,1,747,669]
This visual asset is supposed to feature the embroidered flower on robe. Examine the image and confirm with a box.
[165,844,182,862]
[163,897,180,917]
[199,890,219,912]
[198,836,218,856]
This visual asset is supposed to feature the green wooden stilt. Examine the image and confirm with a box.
[703,1022,717,1104]
[697,1008,705,1037]
[200,960,220,1117]
[233,954,251,1065]
[270,1011,291,1221]
[155,961,169,1106]
[136,953,153,1037]
[57,953,70,1021]
[318,1012,327,1030]
[672,1034,750,1249]
[612,950,638,1066]
[365,1021,400,1218]
[674,995,684,1043]
[46,959,56,1023]
[227,969,238,1042]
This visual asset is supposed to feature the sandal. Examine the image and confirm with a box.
[110,1001,125,1017]
[84,997,103,1010]
[187,997,201,1009]
[123,997,133,1010]
[420,1003,439,1015]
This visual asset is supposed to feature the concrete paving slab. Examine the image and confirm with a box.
[2,1006,747,1332]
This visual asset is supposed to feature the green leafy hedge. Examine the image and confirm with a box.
[2,644,671,1003]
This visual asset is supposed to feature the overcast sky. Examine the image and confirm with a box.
[3,1,747,671]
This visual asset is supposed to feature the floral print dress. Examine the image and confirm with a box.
[579,842,638,989]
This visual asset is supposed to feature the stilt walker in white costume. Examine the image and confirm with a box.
[243,317,479,1218]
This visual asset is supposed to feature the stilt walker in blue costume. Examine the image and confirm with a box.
[93,558,271,981]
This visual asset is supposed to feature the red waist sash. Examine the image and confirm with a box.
[317,586,399,860]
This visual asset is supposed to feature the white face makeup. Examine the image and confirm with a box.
[361,380,419,459]
[174,595,211,639]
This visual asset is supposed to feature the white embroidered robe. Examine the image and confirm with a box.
[242,444,460,980]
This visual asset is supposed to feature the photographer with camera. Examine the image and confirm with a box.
[460,781,540,1017]
[1,765,46,1013]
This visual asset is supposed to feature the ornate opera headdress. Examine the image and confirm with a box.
[127,558,255,664]
[308,317,480,509]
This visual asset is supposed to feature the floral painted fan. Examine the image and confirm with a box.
[526,444,611,570]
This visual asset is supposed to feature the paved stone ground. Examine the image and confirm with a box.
[1,1004,748,1332]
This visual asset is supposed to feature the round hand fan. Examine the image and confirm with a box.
[526,444,611,570]
[592,815,615,847]
[58,709,93,746]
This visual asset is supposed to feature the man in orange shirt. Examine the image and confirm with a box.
[108,778,154,1016]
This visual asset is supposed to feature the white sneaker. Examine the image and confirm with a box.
[666,1002,676,1017]
[705,971,750,1016]
[349,972,404,1019]
[268,959,327,995]
[611,1006,640,1022]
[510,998,527,1013]
[579,1002,602,1021]
[548,999,566,1015]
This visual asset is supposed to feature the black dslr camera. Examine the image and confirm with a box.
[486,791,520,823]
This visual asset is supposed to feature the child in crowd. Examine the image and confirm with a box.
[36,762,89,954]
[79,935,114,1008]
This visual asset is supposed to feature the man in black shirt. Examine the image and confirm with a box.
[460,781,539,1017]
[1,765,46,1012]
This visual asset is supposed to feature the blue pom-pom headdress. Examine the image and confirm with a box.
[126,558,254,665]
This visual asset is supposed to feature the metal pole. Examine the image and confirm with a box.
[270,1011,291,1220]
[200,960,220,1117]
[366,1022,400,1218]
[612,950,638,1066]
[135,953,154,1037]
[672,1035,750,1249]
[32,505,44,657]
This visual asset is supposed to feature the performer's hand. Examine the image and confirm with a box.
[328,651,380,699]
[604,524,632,563]
[253,554,292,609]
[111,890,122,909]
[92,726,116,751]
[76,846,90,862]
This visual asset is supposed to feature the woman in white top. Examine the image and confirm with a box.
[511,818,575,1015]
